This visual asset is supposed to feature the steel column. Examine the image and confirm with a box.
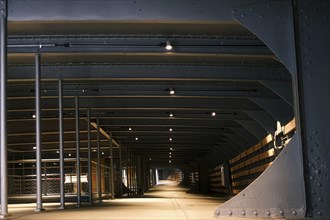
[118,144,123,197]
[0,0,8,217]
[96,118,102,204]
[75,96,81,207]
[109,132,115,199]
[137,156,141,195]
[58,79,65,210]
[87,109,92,205]
[34,54,44,212]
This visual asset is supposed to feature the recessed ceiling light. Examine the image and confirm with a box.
[102,152,104,155]
[165,40,172,50]
[93,149,96,152]
[169,88,175,95]
[169,137,172,141]
[169,113,174,117]
[128,127,132,131]
[68,153,71,157]
[170,147,173,151]
[169,128,173,132]
[211,112,216,117]
[169,155,172,158]
[169,152,172,155]
[32,114,36,119]
[135,137,139,141]
[33,146,36,150]
[169,160,172,163]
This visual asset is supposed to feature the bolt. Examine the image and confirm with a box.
[292,211,297,215]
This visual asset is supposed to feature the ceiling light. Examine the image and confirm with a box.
[33,146,36,150]
[169,113,174,117]
[56,150,60,154]
[68,153,71,157]
[135,137,139,141]
[169,128,173,132]
[149,158,152,161]
[170,147,173,151]
[169,138,172,141]
[169,160,172,163]
[211,112,216,117]
[169,88,175,95]
[169,155,172,158]
[128,127,132,131]
[102,152,104,155]
[32,114,36,119]
[165,40,172,50]
[169,152,172,155]
[93,148,96,152]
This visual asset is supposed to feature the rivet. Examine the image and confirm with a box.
[318,197,323,202]
[315,156,320,160]
[313,8,318,12]
[304,15,309,19]
[314,143,318,147]
[253,210,258,216]
[280,210,284,215]
[242,211,246,216]
[277,15,280,19]
[317,182,322,187]
[250,7,254,11]
[310,176,315,180]
[259,14,263,18]
[266,211,271,216]
[315,169,320,174]
[312,190,316,195]
[241,14,245,18]
[324,16,328,20]
[292,211,297,215]
[232,9,236,13]
[313,131,317,135]
[266,4,271,8]
[317,211,322,216]
[228,210,232,215]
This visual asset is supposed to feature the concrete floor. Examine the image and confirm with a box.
[4,181,228,220]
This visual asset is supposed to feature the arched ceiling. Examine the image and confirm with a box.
[4,0,293,166]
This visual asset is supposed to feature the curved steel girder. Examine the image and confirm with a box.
[235,119,267,141]
[8,65,290,82]
[250,97,293,125]
[223,133,251,151]
[230,127,258,146]
[244,110,276,134]
[261,81,293,107]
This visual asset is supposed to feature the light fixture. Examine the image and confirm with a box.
[165,40,172,50]
[169,113,174,117]
[169,128,173,132]
[68,153,71,157]
[169,155,172,158]
[32,114,36,119]
[56,150,60,154]
[135,137,139,141]
[128,127,132,131]
[169,137,172,141]
[149,158,152,161]
[169,88,175,95]
[170,147,173,151]
[211,112,216,117]
[33,146,36,150]
[93,148,97,152]
[169,160,172,163]
[169,152,172,155]
[102,152,104,155]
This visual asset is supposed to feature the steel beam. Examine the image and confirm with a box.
[75,96,81,208]
[0,0,8,217]
[34,53,44,212]
[8,65,290,82]
[7,0,263,22]
[87,109,92,205]
[58,79,65,210]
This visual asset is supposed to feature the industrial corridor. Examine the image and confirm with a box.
[0,0,329,220]
[7,180,226,220]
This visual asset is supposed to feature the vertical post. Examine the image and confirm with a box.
[75,97,81,208]
[137,156,141,195]
[96,118,102,204]
[118,144,123,197]
[0,0,8,217]
[109,132,114,199]
[126,148,129,197]
[58,79,65,210]
[34,54,44,212]
[87,109,92,205]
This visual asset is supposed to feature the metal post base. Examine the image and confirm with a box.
[0,214,9,219]
[58,206,65,210]
[214,134,306,219]
[34,208,45,213]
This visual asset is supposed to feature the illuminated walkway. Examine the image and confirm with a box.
[8,181,226,220]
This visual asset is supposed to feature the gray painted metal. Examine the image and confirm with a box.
[34,54,44,212]
[0,0,8,217]
[261,81,293,107]
[244,110,276,134]
[7,0,263,22]
[235,120,267,140]
[214,134,306,218]
[58,79,65,210]
[96,118,102,204]
[87,109,92,205]
[75,96,81,207]
[109,132,115,199]
[293,1,330,217]
[118,144,123,197]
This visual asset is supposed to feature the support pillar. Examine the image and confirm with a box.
[109,132,115,199]
[118,144,123,197]
[34,54,44,212]
[0,0,8,217]
[58,79,65,210]
[87,109,93,205]
[75,97,81,208]
[96,118,102,204]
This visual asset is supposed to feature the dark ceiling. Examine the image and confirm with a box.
[5,1,293,167]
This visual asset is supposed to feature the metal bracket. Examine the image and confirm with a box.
[214,134,306,218]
